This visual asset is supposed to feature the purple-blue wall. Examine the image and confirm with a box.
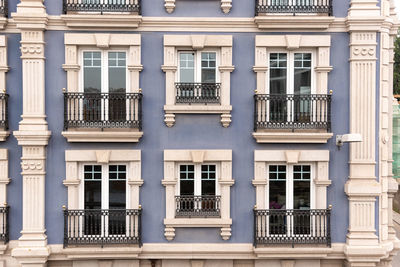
[1,0,379,245]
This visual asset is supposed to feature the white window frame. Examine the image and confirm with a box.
[176,163,220,196]
[63,33,143,142]
[266,163,315,210]
[79,163,129,211]
[266,50,316,95]
[162,35,234,128]
[177,50,220,84]
[162,150,234,241]
[79,48,130,95]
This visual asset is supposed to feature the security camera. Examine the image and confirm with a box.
[336,134,362,148]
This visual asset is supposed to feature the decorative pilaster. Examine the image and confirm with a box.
[11,0,51,266]
[345,0,389,265]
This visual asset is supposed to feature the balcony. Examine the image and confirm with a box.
[253,94,333,143]
[63,0,141,14]
[254,0,334,30]
[63,208,141,247]
[62,92,143,142]
[175,83,221,104]
[0,0,7,17]
[175,195,221,218]
[255,0,332,16]
[61,0,142,29]
[254,209,331,247]
[0,206,9,244]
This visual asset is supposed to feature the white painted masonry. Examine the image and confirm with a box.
[165,0,232,14]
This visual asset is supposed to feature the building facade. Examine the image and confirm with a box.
[0,0,398,266]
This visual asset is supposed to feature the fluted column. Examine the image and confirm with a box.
[345,0,385,266]
[11,0,51,266]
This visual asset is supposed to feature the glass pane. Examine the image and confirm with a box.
[294,53,311,95]
[180,165,195,195]
[179,53,195,83]
[201,165,216,195]
[83,52,102,94]
[269,53,287,94]
[109,165,126,209]
[293,165,311,209]
[108,52,126,94]
[84,165,102,210]
[269,165,286,209]
[201,52,216,83]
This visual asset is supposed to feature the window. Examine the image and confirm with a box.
[162,35,234,127]
[163,150,234,240]
[268,164,312,211]
[176,164,220,218]
[253,35,333,143]
[81,51,127,123]
[268,52,314,124]
[63,33,143,142]
[63,150,142,247]
[253,150,331,247]
[176,51,220,104]
[82,164,127,236]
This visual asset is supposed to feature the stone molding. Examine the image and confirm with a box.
[253,35,332,143]
[254,16,335,30]
[61,14,142,29]
[64,150,142,210]
[62,33,143,142]
[162,150,234,241]
[162,35,234,127]
[165,0,232,14]
[253,150,331,210]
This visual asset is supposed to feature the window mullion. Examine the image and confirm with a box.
[195,164,201,196]
[287,164,293,210]
[102,164,109,210]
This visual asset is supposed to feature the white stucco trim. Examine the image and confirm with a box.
[162,35,234,127]
[253,150,331,210]
[61,14,142,29]
[165,0,232,14]
[63,33,143,143]
[253,35,333,143]
[254,16,335,30]
[162,150,234,241]
[0,149,8,255]
[63,150,142,211]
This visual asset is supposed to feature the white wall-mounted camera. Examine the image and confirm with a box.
[336,134,362,148]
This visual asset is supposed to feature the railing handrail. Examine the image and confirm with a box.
[0,206,9,244]
[63,208,141,248]
[175,195,221,218]
[63,0,141,15]
[254,93,332,132]
[175,82,221,104]
[255,0,332,16]
[63,92,142,131]
[254,208,331,247]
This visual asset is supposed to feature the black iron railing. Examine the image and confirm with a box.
[255,0,332,16]
[0,0,7,17]
[63,208,141,247]
[254,209,331,247]
[175,195,221,218]
[63,0,141,14]
[64,92,142,130]
[0,93,8,131]
[0,206,9,244]
[175,83,221,104]
[254,94,331,132]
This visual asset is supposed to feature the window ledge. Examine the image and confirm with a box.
[254,243,343,258]
[0,131,9,141]
[62,131,143,143]
[254,16,335,30]
[62,247,141,259]
[164,218,232,241]
[164,105,232,128]
[252,132,333,143]
[60,14,142,29]
[0,244,7,255]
